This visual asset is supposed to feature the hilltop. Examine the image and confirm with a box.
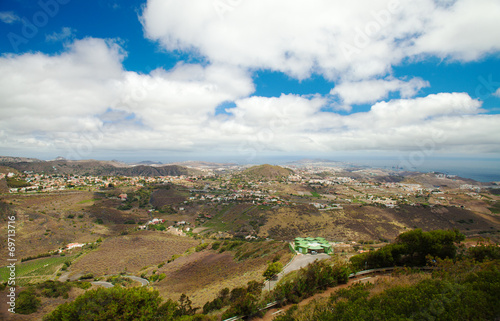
[242,164,293,180]
[0,158,200,177]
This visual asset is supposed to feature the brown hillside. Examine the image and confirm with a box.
[69,231,198,277]
[243,164,293,180]
[258,204,500,242]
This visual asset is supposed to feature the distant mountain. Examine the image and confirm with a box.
[285,158,348,167]
[120,165,196,176]
[0,156,41,163]
[171,161,238,169]
[242,164,293,179]
[0,158,200,177]
[132,160,163,166]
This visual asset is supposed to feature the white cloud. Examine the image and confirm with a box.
[0,11,20,24]
[494,88,500,98]
[331,77,430,105]
[410,0,500,61]
[141,0,500,82]
[46,27,75,42]
[1,38,499,160]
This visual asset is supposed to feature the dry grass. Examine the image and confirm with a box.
[0,191,150,260]
[258,203,500,242]
[154,241,293,306]
[69,231,199,277]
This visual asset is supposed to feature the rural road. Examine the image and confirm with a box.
[90,275,149,288]
[125,275,149,286]
[266,253,331,290]
[91,281,114,288]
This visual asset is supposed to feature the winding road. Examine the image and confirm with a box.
[91,275,149,288]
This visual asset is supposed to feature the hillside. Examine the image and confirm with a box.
[0,158,199,177]
[243,164,293,180]
[257,204,500,242]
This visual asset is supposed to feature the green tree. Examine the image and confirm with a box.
[263,261,283,279]
[17,289,41,315]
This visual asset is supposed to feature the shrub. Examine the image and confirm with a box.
[211,241,221,251]
[79,273,94,280]
[43,287,176,321]
[195,242,209,252]
[350,229,465,270]
[37,280,72,298]
[17,289,41,315]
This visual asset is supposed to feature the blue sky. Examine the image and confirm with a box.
[1,0,500,167]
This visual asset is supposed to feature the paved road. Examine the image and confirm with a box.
[125,275,149,286]
[90,275,149,288]
[266,253,330,290]
[91,281,114,288]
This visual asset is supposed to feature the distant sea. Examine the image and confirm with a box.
[352,158,500,183]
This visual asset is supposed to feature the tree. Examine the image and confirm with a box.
[263,262,283,280]
[17,289,41,315]
[43,287,171,321]
[350,229,465,269]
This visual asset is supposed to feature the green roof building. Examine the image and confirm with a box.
[294,237,333,254]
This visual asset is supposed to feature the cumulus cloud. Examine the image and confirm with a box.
[410,0,500,61]
[330,77,430,105]
[1,33,499,160]
[46,27,76,42]
[141,0,500,82]
[0,38,255,157]
[0,11,20,24]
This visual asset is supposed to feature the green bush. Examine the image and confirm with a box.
[195,242,209,252]
[17,289,41,315]
[263,262,283,279]
[37,280,72,298]
[273,260,350,305]
[350,228,465,270]
[79,273,94,280]
[43,287,176,321]
[211,241,221,251]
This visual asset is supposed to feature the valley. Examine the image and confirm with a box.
[1,157,499,320]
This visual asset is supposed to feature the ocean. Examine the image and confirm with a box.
[352,158,500,183]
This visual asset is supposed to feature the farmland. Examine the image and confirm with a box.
[0,255,76,286]
[69,231,199,277]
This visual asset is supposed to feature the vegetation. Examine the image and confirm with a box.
[350,228,465,270]
[263,261,283,279]
[6,176,31,188]
[275,258,500,321]
[273,259,350,305]
[17,289,41,314]
[118,187,153,210]
[43,287,213,321]
[0,255,76,286]
[203,281,264,318]
[15,281,91,315]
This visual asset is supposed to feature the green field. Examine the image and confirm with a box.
[0,255,75,285]
[310,191,321,198]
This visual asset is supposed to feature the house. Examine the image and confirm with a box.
[66,243,85,250]
[294,237,332,254]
